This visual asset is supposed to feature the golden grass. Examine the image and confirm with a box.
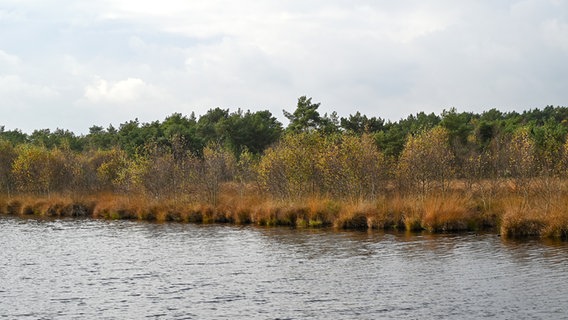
[2,180,568,240]
[421,194,475,232]
[499,194,568,239]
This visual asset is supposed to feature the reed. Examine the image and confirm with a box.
[500,209,546,238]
[421,193,476,232]
[541,213,568,240]
[334,201,375,229]
[2,181,568,240]
[0,198,6,215]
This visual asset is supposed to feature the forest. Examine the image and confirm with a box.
[2,96,568,239]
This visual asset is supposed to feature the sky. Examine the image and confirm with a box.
[1,0,568,134]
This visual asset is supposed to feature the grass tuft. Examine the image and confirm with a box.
[1,181,568,240]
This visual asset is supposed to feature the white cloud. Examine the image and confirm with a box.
[0,75,65,132]
[84,77,151,103]
[0,75,59,102]
[1,0,568,133]
[0,50,21,66]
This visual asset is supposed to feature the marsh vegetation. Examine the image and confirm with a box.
[2,97,568,239]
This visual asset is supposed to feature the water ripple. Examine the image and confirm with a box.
[1,217,568,319]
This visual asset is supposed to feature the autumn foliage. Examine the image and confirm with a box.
[3,100,568,239]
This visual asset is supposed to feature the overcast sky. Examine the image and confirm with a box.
[1,0,567,134]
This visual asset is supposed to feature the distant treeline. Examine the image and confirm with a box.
[1,96,568,202]
[4,97,568,237]
[3,97,568,159]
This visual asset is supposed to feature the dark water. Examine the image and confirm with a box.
[1,216,567,319]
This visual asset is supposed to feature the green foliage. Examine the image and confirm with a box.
[283,96,324,133]
[220,109,283,156]
[196,108,229,146]
[161,112,201,156]
[28,128,84,151]
[318,111,341,134]
[440,108,474,146]
[3,103,568,206]
[340,112,385,134]
[116,119,162,156]
[85,125,118,150]
[0,127,28,145]
[375,112,440,158]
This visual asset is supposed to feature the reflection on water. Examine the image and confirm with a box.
[1,216,567,319]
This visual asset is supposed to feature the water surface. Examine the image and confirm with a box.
[1,216,567,319]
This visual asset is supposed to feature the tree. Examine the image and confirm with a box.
[440,108,474,146]
[196,108,229,148]
[12,144,66,197]
[375,112,440,158]
[397,127,455,195]
[235,148,258,198]
[318,134,386,199]
[116,119,144,155]
[531,119,567,176]
[194,143,235,205]
[0,139,17,197]
[28,128,83,151]
[506,127,536,199]
[319,112,341,134]
[85,125,118,150]
[220,109,283,156]
[161,112,201,157]
[283,96,323,133]
[0,127,28,145]
[116,119,163,156]
[95,148,131,193]
[340,112,384,134]
[257,132,324,199]
[138,143,179,200]
[375,122,407,158]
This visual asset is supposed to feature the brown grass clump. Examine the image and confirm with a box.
[92,195,141,220]
[3,180,568,241]
[388,195,423,231]
[500,212,545,238]
[0,198,7,215]
[182,204,204,223]
[541,213,568,240]
[7,199,23,215]
[249,200,285,226]
[335,201,375,229]
[0,195,96,218]
[304,198,339,227]
[499,195,545,238]
[421,193,476,232]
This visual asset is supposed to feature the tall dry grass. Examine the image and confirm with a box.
[421,193,476,232]
[2,179,568,240]
[499,192,568,240]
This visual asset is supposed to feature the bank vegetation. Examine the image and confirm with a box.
[2,97,568,239]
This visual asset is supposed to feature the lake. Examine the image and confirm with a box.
[1,216,567,319]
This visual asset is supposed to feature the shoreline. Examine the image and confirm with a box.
[1,191,566,240]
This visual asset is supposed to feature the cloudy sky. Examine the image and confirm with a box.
[1,0,567,134]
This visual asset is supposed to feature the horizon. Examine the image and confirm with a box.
[1,103,565,135]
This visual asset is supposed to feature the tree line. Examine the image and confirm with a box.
[2,97,568,205]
